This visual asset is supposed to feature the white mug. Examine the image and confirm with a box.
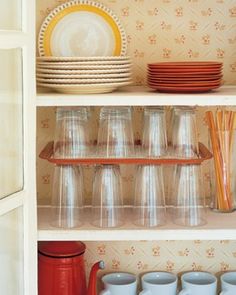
[220,272,236,295]
[100,272,137,295]
[139,271,177,295]
[179,271,217,295]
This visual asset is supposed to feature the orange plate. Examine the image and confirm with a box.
[147,71,222,77]
[39,142,212,165]
[147,75,223,82]
[147,80,222,87]
[147,68,222,74]
[148,84,221,93]
[148,61,223,67]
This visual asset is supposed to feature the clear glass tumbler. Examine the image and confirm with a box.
[141,107,167,157]
[133,165,166,227]
[91,165,124,228]
[172,164,206,227]
[97,107,134,158]
[54,107,90,158]
[170,107,199,158]
[51,165,84,228]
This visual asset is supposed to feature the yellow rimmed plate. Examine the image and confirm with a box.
[38,0,127,57]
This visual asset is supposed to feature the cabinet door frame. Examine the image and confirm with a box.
[0,0,37,294]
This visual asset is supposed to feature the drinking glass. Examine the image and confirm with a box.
[54,107,90,158]
[133,165,166,227]
[171,107,199,158]
[51,165,84,228]
[172,164,206,227]
[142,107,167,157]
[97,107,134,158]
[92,165,124,228]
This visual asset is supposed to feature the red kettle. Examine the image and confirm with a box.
[38,241,104,295]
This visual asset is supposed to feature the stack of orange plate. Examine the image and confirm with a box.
[147,62,223,93]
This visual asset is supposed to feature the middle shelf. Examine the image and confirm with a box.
[38,206,236,241]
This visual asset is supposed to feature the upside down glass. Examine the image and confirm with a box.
[133,165,166,227]
[92,165,124,228]
[172,164,206,227]
[54,107,90,158]
[51,165,84,228]
[171,107,199,158]
[142,107,167,157]
[97,107,134,158]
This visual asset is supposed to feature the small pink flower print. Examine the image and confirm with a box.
[161,21,172,31]
[148,8,159,16]
[134,49,145,58]
[216,48,225,59]
[166,261,175,272]
[201,8,213,16]
[163,48,171,59]
[229,7,236,17]
[135,76,145,85]
[152,246,161,256]
[215,22,226,31]
[137,261,148,270]
[202,35,210,45]
[136,20,144,31]
[188,49,199,58]
[206,247,215,258]
[220,262,230,271]
[189,21,198,31]
[42,174,50,184]
[127,35,132,44]
[192,262,203,271]
[175,7,183,17]
[112,259,120,270]
[97,244,106,256]
[175,35,186,44]
[121,7,129,17]
[124,246,136,255]
[148,34,157,45]
[41,119,50,129]
[178,248,190,257]
[230,63,236,71]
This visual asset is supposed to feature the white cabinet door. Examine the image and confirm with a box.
[0,0,36,294]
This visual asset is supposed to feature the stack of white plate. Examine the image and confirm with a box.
[37,56,132,94]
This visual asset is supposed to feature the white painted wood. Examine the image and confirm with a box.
[38,206,236,241]
[0,192,24,216]
[36,86,236,106]
[0,0,37,294]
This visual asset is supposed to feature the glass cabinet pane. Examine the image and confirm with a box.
[0,207,23,295]
[0,49,23,199]
[0,0,21,30]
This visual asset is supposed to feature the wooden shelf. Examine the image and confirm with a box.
[36,86,236,107]
[38,206,236,241]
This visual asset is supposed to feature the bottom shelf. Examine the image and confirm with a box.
[38,206,236,241]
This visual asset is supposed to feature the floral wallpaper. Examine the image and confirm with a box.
[84,240,236,290]
[36,0,236,280]
[36,0,236,85]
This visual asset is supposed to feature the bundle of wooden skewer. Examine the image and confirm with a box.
[206,110,236,212]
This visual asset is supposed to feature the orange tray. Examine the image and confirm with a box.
[39,142,212,165]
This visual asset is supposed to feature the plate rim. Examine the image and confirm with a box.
[38,0,127,57]
[37,56,131,62]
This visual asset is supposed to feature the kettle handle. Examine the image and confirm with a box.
[87,261,105,295]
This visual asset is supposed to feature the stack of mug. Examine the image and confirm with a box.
[100,271,236,295]
[50,106,205,229]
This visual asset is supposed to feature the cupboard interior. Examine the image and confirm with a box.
[36,0,236,284]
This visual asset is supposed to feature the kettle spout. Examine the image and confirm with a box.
[87,261,105,295]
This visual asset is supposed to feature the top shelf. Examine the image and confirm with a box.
[36,86,236,107]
